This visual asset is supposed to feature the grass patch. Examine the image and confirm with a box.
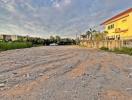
[0,41,32,51]
[100,47,132,55]
[100,47,109,51]
[113,47,132,55]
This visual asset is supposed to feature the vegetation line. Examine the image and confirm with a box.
[0,35,76,51]
[0,42,32,51]
[100,47,132,55]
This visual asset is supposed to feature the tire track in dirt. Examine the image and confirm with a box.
[0,51,77,74]
[0,51,83,97]
[1,46,132,100]
[0,49,82,95]
[4,53,79,89]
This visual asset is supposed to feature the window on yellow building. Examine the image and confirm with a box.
[108,26,110,30]
[108,24,114,30]
[112,24,114,28]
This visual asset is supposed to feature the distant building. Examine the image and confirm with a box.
[0,35,3,40]
[0,34,18,41]
[101,8,132,40]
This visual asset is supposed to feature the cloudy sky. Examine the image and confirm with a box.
[0,0,132,38]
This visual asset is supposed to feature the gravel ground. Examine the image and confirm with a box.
[0,46,132,100]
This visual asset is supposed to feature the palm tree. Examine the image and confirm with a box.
[86,28,97,40]
[80,34,87,40]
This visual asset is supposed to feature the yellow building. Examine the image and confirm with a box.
[101,8,132,40]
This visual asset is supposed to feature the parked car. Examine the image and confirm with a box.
[50,43,58,46]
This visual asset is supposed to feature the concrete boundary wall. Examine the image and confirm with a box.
[80,40,131,49]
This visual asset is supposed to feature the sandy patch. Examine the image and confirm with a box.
[1,75,49,97]
[99,90,132,100]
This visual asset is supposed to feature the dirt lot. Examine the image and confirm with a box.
[0,46,132,100]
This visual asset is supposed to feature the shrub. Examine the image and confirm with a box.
[100,47,109,51]
[0,42,32,51]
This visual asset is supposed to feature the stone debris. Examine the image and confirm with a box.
[23,73,30,78]
[0,83,5,87]
[128,73,132,78]
[12,72,18,75]
[126,88,132,91]
[39,73,44,76]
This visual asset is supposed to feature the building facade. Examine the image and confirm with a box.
[0,34,18,41]
[101,8,132,40]
[0,35,4,40]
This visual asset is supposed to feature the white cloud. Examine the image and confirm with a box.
[52,0,72,9]
[0,0,131,38]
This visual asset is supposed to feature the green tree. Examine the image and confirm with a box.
[55,35,61,44]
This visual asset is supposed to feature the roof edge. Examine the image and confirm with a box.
[101,8,132,25]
